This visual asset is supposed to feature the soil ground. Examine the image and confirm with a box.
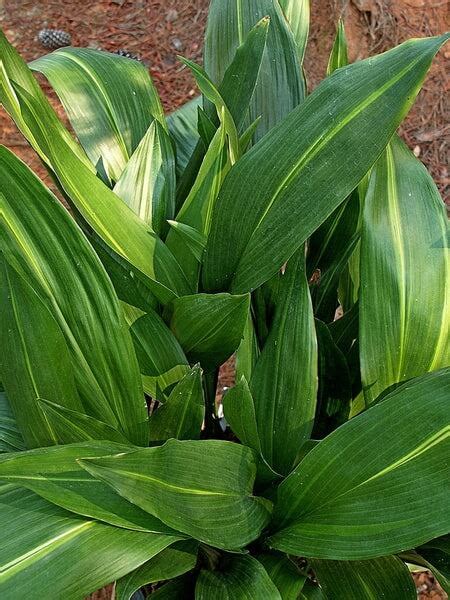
[0,0,447,598]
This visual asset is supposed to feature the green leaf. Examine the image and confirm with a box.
[235,314,260,382]
[195,555,281,599]
[222,378,261,454]
[327,19,349,75]
[0,442,180,534]
[123,303,189,400]
[0,390,24,453]
[307,189,360,322]
[0,31,92,170]
[257,552,306,600]
[166,293,250,372]
[38,399,130,444]
[249,249,317,475]
[167,96,201,177]
[268,368,450,559]
[360,135,449,404]
[204,0,305,142]
[166,124,227,288]
[0,484,176,599]
[148,575,194,599]
[203,34,449,294]
[31,47,164,183]
[407,536,450,594]
[167,221,207,262]
[313,320,351,439]
[116,541,198,600]
[310,556,416,600]
[79,439,272,550]
[0,34,190,305]
[148,366,204,442]
[0,260,82,448]
[180,58,240,164]
[206,16,270,134]
[113,120,176,237]
[0,147,148,445]
[278,0,310,64]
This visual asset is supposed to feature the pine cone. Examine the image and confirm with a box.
[113,49,141,62]
[38,29,71,50]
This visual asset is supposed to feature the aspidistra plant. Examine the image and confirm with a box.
[0,1,448,598]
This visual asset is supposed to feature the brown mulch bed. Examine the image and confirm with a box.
[0,1,447,599]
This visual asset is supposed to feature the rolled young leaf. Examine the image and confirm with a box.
[115,541,198,600]
[310,556,416,600]
[79,439,272,550]
[166,292,250,372]
[195,554,281,600]
[0,484,177,600]
[203,34,450,294]
[360,135,449,404]
[0,260,82,448]
[249,249,317,475]
[268,368,450,559]
[0,442,179,534]
[31,47,164,183]
[327,19,349,76]
[278,0,310,64]
[204,0,305,142]
[113,120,176,237]
[0,147,148,445]
[148,365,204,442]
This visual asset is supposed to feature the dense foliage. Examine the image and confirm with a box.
[0,1,448,598]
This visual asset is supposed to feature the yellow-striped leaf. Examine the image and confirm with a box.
[360,135,449,404]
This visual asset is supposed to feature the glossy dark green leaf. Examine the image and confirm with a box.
[269,368,450,559]
[79,439,271,550]
[307,190,360,323]
[203,34,449,294]
[113,120,176,237]
[148,575,194,599]
[148,366,204,442]
[360,135,449,404]
[0,484,176,599]
[235,314,260,383]
[257,552,306,600]
[195,555,281,599]
[0,147,148,445]
[124,303,189,400]
[166,293,250,371]
[250,249,317,475]
[312,320,351,439]
[222,378,261,454]
[31,47,164,183]
[38,399,130,444]
[405,536,450,594]
[310,556,416,600]
[204,0,304,142]
[0,390,24,453]
[116,541,198,600]
[0,260,82,448]
[0,442,179,534]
